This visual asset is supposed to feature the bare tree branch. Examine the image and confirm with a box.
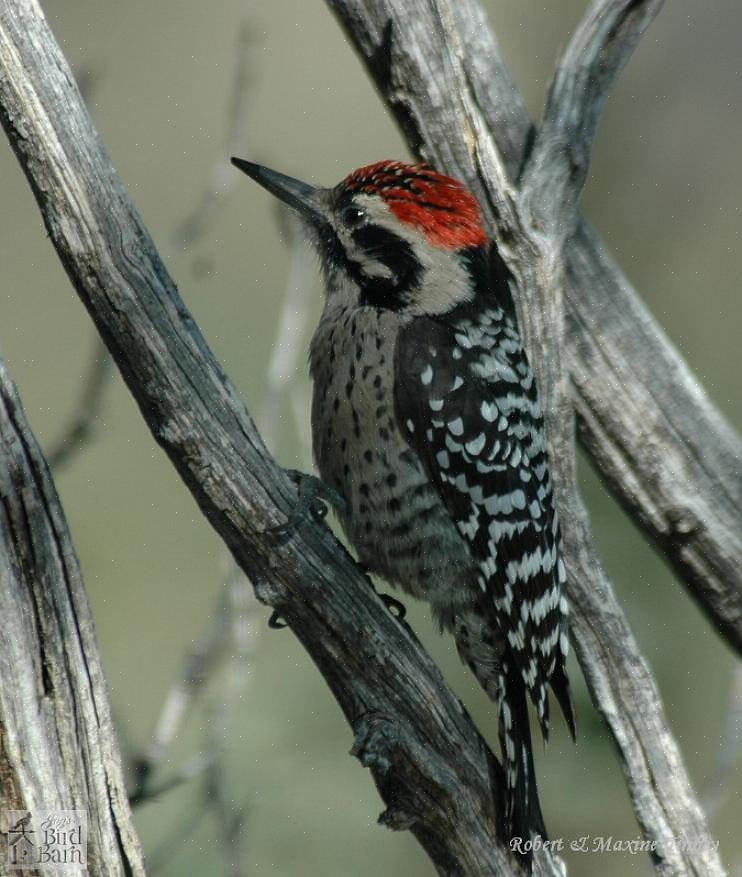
[0,0,735,875]
[325,2,730,875]
[0,353,145,876]
[327,0,742,657]
[48,24,254,474]
[471,45,721,877]
[520,0,665,237]
[0,3,547,874]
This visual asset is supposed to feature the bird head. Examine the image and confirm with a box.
[232,158,493,316]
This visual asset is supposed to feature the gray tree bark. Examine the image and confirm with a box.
[0,355,146,876]
[0,0,737,875]
[326,0,742,654]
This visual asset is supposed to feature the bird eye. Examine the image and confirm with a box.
[339,205,367,228]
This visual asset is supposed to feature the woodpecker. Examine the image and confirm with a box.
[232,157,575,861]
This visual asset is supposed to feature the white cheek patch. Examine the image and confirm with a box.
[359,257,394,280]
[332,193,475,312]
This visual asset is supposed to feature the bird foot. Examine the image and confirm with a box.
[268,609,288,629]
[379,592,407,620]
[355,561,407,620]
[265,469,347,541]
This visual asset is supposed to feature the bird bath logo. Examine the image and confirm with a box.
[5,810,87,870]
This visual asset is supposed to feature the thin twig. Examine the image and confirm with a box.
[169,22,255,254]
[134,157,313,874]
[702,662,742,818]
[130,568,260,806]
[46,329,112,470]
[127,20,258,816]
[520,0,665,238]
[129,610,225,805]
[257,205,316,458]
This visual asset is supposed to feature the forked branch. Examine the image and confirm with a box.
[521,0,666,236]
[0,1,547,874]
[326,1,730,875]
[0,0,737,875]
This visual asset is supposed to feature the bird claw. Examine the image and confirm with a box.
[265,469,347,541]
[268,609,288,629]
[379,593,407,620]
[355,562,407,620]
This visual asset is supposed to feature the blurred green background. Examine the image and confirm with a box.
[1,1,740,875]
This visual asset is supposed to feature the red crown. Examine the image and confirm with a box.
[342,161,488,250]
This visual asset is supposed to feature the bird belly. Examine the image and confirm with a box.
[309,307,474,608]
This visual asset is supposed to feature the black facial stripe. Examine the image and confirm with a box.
[350,224,423,310]
[314,221,346,267]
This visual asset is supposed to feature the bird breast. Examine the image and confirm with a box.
[308,304,474,610]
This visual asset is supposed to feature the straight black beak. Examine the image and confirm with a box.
[231,157,326,226]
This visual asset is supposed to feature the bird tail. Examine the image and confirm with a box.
[498,667,546,869]
[549,657,576,742]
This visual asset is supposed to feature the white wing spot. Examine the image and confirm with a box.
[487,440,501,460]
[420,364,433,385]
[457,508,480,540]
[465,433,486,456]
[479,556,497,578]
[481,401,497,422]
[445,433,463,453]
[429,398,444,411]
[468,484,483,504]
[541,547,555,574]
[448,417,464,437]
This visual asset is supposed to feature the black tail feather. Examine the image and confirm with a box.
[498,669,546,870]
[550,660,576,742]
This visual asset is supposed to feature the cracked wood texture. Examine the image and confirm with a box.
[0,1,735,876]
[327,0,742,655]
[0,356,146,877]
[0,1,552,875]
[324,2,738,875]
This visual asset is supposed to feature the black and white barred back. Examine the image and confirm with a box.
[395,246,575,839]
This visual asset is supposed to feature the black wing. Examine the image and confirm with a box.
[394,299,571,737]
